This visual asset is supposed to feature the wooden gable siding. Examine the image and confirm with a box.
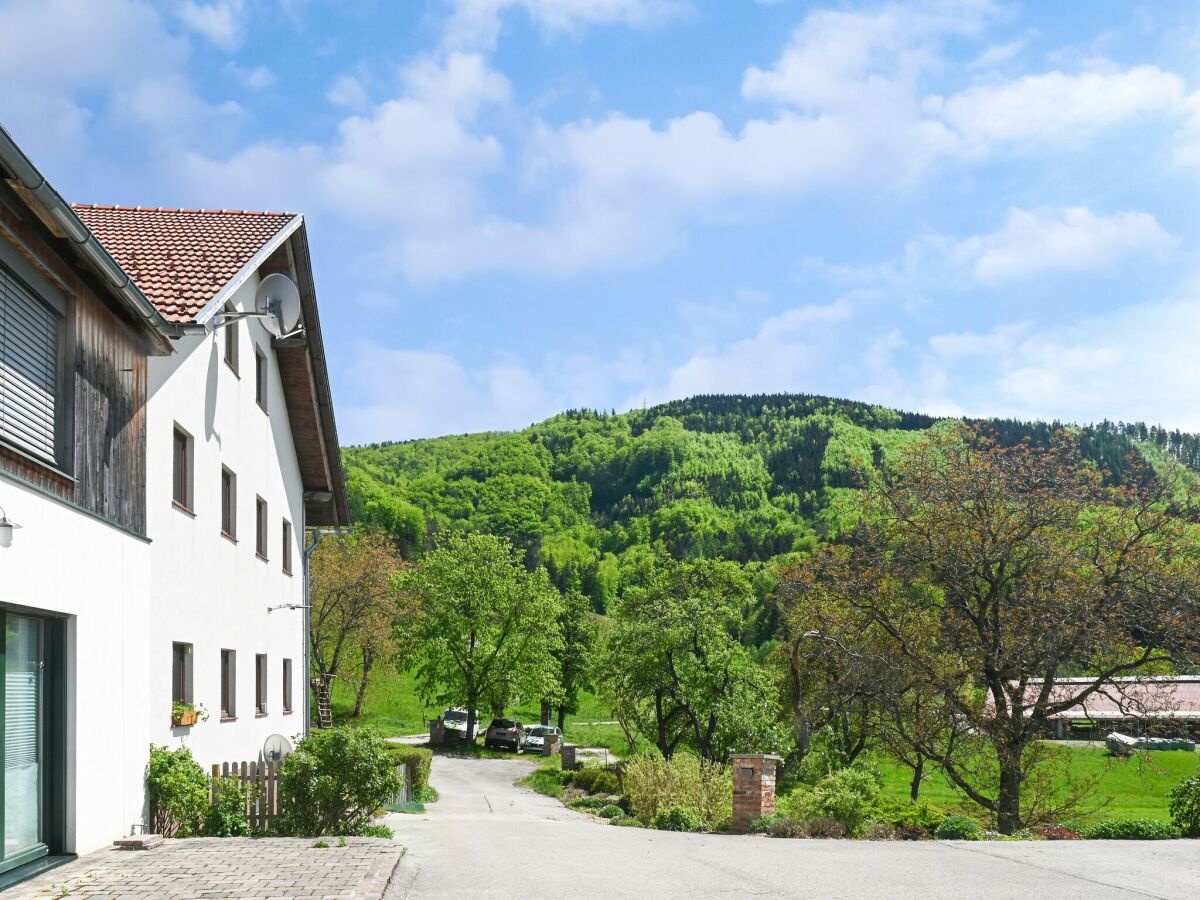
[0,190,150,534]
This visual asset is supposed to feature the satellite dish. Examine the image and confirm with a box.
[263,733,294,764]
[255,273,302,337]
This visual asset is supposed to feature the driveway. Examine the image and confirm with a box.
[386,756,1200,900]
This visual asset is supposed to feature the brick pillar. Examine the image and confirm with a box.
[429,718,445,746]
[561,745,578,771]
[731,754,782,832]
[543,734,561,756]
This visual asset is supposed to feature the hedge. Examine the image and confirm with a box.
[383,744,433,794]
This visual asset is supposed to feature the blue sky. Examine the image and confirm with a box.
[4,0,1200,443]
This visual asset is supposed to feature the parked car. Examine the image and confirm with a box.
[523,725,562,752]
[441,708,479,740]
[484,717,525,752]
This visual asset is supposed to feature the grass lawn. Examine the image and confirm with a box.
[331,666,646,754]
[878,743,1200,822]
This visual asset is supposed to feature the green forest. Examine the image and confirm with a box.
[342,392,1200,623]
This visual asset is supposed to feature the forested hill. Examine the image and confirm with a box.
[342,393,1200,615]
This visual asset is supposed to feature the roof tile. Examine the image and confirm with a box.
[72,205,295,323]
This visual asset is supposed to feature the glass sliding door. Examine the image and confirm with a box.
[1,612,47,872]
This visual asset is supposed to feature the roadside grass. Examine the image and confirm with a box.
[518,755,568,799]
[878,744,1200,822]
[384,800,425,814]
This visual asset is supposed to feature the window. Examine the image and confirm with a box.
[223,302,239,374]
[281,519,292,574]
[221,466,237,539]
[255,496,268,559]
[220,649,236,719]
[0,262,61,462]
[171,642,193,705]
[255,653,268,716]
[282,658,293,714]
[172,426,193,510]
[255,346,268,412]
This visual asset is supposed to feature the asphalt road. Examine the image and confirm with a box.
[385,755,1200,900]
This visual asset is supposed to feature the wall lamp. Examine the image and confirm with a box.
[0,505,21,548]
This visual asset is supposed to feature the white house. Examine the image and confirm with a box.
[0,125,347,880]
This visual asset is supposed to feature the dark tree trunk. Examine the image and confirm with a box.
[997,761,1022,835]
[556,707,566,731]
[352,649,373,718]
[909,756,924,802]
[540,700,551,726]
[465,689,478,746]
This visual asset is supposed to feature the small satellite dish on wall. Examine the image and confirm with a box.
[255,273,302,337]
[263,733,294,764]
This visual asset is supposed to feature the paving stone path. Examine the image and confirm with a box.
[7,836,403,900]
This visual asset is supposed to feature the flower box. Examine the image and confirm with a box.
[172,709,199,727]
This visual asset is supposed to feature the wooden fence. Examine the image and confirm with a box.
[211,760,282,831]
[210,759,413,831]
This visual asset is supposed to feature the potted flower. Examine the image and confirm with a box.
[171,701,209,727]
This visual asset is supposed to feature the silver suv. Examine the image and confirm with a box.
[484,717,524,752]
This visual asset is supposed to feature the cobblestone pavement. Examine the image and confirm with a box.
[7,837,403,900]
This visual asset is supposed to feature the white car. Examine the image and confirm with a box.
[442,708,479,740]
[523,725,562,751]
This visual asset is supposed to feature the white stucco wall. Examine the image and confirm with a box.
[0,476,153,855]
[145,272,308,775]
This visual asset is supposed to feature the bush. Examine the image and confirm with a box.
[623,754,731,829]
[801,817,846,839]
[750,814,782,834]
[785,767,882,837]
[1168,773,1200,837]
[934,816,985,841]
[277,727,402,837]
[147,745,209,838]
[599,804,625,819]
[895,824,930,841]
[611,815,644,828]
[572,767,621,796]
[1084,819,1181,840]
[653,806,706,832]
[359,824,395,839]
[382,744,433,795]
[204,776,259,837]
[873,798,946,832]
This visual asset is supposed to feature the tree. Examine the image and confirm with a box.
[604,558,788,763]
[310,530,410,722]
[398,532,563,742]
[551,586,599,730]
[777,426,1200,833]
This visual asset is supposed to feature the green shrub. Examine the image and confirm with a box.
[864,821,896,841]
[873,798,946,832]
[653,806,706,832]
[414,786,439,803]
[1168,773,1200,837]
[934,815,985,841]
[750,814,782,834]
[572,767,621,796]
[382,744,433,794]
[611,815,644,828]
[623,754,731,829]
[599,804,625,819]
[203,776,259,837]
[1084,819,1181,840]
[785,767,882,837]
[277,727,402,837]
[770,817,809,838]
[147,745,209,838]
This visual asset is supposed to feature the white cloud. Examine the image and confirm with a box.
[967,38,1026,70]
[442,0,689,51]
[227,63,276,90]
[929,322,1030,360]
[926,66,1186,146]
[339,345,556,441]
[326,74,369,110]
[953,207,1175,283]
[177,0,247,51]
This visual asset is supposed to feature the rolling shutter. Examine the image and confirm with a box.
[0,265,59,461]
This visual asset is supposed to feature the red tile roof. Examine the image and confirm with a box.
[72,205,296,323]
